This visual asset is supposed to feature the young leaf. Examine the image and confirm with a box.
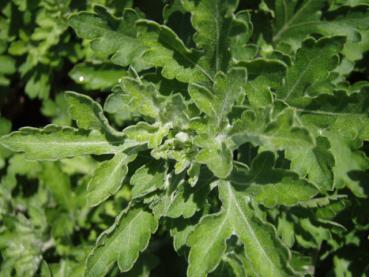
[189,67,247,127]
[130,161,165,199]
[120,77,162,119]
[65,91,120,136]
[123,122,169,149]
[87,153,135,207]
[195,143,233,179]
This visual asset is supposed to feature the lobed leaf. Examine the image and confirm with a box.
[69,6,147,70]
[85,208,158,277]
[187,211,232,277]
[0,125,131,160]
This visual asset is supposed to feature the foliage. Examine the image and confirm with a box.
[1,0,369,276]
[0,0,132,101]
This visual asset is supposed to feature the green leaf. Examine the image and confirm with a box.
[151,137,195,174]
[170,218,197,253]
[41,94,71,126]
[130,160,165,199]
[0,55,16,75]
[315,197,349,220]
[166,180,209,219]
[160,94,191,128]
[242,58,287,81]
[297,90,369,195]
[87,153,135,207]
[150,172,199,218]
[326,133,369,197]
[4,1,369,275]
[286,137,335,191]
[0,55,16,85]
[0,117,12,169]
[299,89,369,141]
[195,142,233,179]
[189,68,247,127]
[85,208,158,277]
[230,11,255,63]
[0,125,129,160]
[123,122,169,149]
[104,90,138,123]
[69,7,147,70]
[277,37,344,106]
[230,108,313,151]
[234,152,319,207]
[245,76,274,108]
[40,162,73,209]
[69,63,127,90]
[218,182,297,276]
[120,77,162,119]
[136,20,209,83]
[272,0,325,45]
[182,0,247,74]
[65,91,119,136]
[272,2,369,61]
[0,215,44,277]
[25,69,50,99]
[187,181,296,276]
[314,8,369,43]
[209,252,247,277]
[187,211,233,277]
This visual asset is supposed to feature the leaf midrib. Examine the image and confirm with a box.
[226,185,278,276]
[214,0,220,72]
[273,0,314,42]
[8,140,122,147]
[283,57,315,101]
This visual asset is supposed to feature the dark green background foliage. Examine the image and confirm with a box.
[1,0,369,276]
